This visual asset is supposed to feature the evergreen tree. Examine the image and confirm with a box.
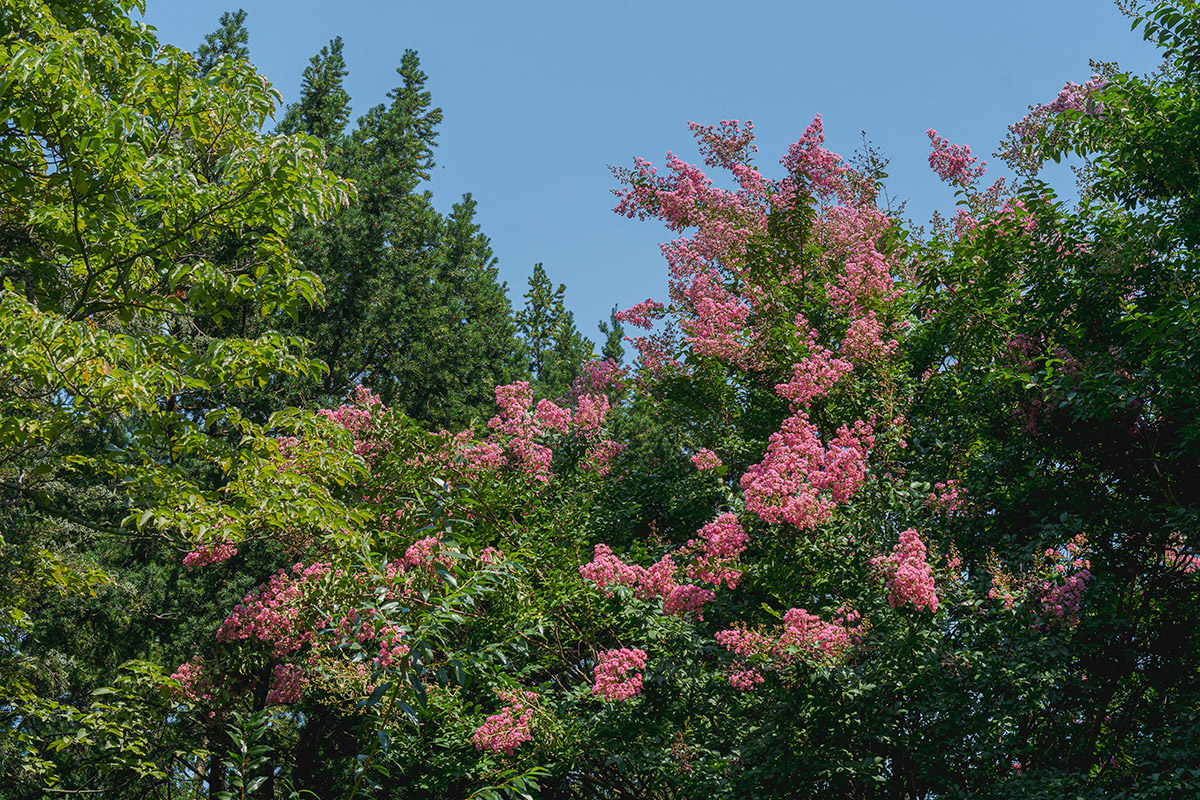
[515,263,593,397]
[277,44,525,429]
[276,36,351,142]
[597,304,626,364]
[193,8,248,75]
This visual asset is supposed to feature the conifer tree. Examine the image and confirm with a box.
[515,263,593,397]
[193,8,248,75]
[597,305,626,364]
[276,36,351,142]
[276,43,524,428]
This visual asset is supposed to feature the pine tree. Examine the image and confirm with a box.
[597,305,626,364]
[193,8,248,75]
[278,45,525,428]
[276,36,351,142]
[515,263,593,397]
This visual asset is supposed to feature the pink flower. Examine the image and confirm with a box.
[663,584,715,618]
[613,299,666,329]
[266,662,308,705]
[592,648,648,701]
[183,540,237,569]
[473,689,537,754]
[573,394,610,440]
[872,529,939,613]
[741,412,874,530]
[170,659,213,703]
[685,513,747,589]
[926,129,986,186]
[584,439,626,476]
[926,480,966,515]
[691,448,722,471]
[729,668,764,691]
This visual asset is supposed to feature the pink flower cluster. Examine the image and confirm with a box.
[592,648,648,701]
[690,448,722,471]
[580,545,676,601]
[1036,535,1092,628]
[775,319,853,408]
[1000,75,1106,172]
[741,413,874,530]
[473,689,537,755]
[926,129,987,187]
[840,311,897,362]
[690,119,757,171]
[318,385,386,460]
[716,605,864,689]
[926,480,965,515]
[266,662,308,705]
[573,393,610,440]
[455,381,620,484]
[729,669,765,692]
[777,606,861,659]
[183,541,237,569]
[679,270,755,362]
[583,439,626,476]
[572,358,628,396]
[780,115,850,201]
[170,659,212,703]
[581,514,747,618]
[216,562,330,657]
[1038,571,1091,628]
[872,529,939,613]
[614,299,666,329]
[333,609,410,668]
[478,546,504,565]
[663,584,716,616]
[684,512,748,589]
[404,534,455,571]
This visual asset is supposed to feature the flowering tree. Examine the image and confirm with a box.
[5,2,1200,799]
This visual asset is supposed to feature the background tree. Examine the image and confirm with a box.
[193,7,248,75]
[515,262,593,397]
[0,0,357,794]
[597,304,626,364]
[276,43,526,429]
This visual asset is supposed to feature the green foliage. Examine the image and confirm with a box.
[4,2,1200,799]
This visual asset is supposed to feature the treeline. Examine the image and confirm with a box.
[195,10,609,429]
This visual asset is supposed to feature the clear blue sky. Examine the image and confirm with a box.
[139,1,1163,344]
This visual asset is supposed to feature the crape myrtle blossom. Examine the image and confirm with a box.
[1035,534,1092,629]
[216,561,332,657]
[614,299,666,329]
[926,129,987,187]
[453,380,621,484]
[580,513,748,617]
[597,118,910,698]
[684,512,748,589]
[691,448,722,471]
[717,605,865,690]
[182,540,237,569]
[266,663,308,705]
[741,413,875,530]
[592,648,648,701]
[170,659,213,703]
[318,385,387,462]
[872,529,939,613]
[999,75,1107,173]
[473,689,538,755]
[926,480,966,515]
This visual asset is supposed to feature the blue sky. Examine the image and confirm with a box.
[140,1,1164,345]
